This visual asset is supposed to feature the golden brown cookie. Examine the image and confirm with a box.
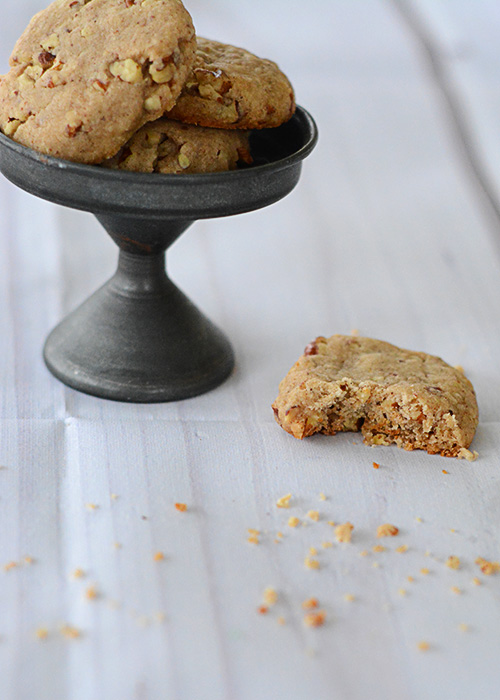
[165,37,295,130]
[0,0,196,163]
[102,118,252,173]
[272,335,478,458]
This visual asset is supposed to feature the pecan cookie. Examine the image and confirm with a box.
[0,0,196,163]
[102,118,252,173]
[272,335,478,458]
[166,37,296,130]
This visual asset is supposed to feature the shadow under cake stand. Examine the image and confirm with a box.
[0,107,318,403]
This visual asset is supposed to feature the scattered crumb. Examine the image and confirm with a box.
[350,328,359,337]
[247,536,259,545]
[3,561,18,572]
[85,503,99,511]
[372,462,380,469]
[450,529,456,534]
[309,547,318,556]
[307,510,319,522]
[335,522,354,543]
[396,545,409,554]
[343,593,355,602]
[359,550,369,557]
[263,587,278,606]
[153,552,165,562]
[398,588,407,597]
[454,365,464,373]
[110,493,119,501]
[257,605,268,615]
[407,576,414,583]
[277,616,286,625]
[247,529,260,536]
[303,611,326,628]
[319,493,327,502]
[457,448,478,462]
[475,557,500,575]
[425,550,432,557]
[415,517,423,523]
[85,585,98,601]
[302,598,319,610]
[472,577,481,586]
[322,541,333,549]
[276,494,292,509]
[154,612,166,624]
[442,470,449,475]
[450,586,461,595]
[35,627,48,640]
[420,568,430,576]
[60,624,81,640]
[377,523,399,538]
[446,556,460,570]
[304,556,320,570]
[372,545,386,553]
[175,503,187,512]
[458,623,469,632]
[23,556,34,565]
[417,641,430,652]
[372,562,380,568]
[276,532,284,539]
[71,568,85,580]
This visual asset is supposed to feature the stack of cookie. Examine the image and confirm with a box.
[0,0,296,174]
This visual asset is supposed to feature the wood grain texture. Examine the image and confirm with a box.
[0,1,499,699]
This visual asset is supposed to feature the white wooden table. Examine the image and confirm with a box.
[0,2,499,698]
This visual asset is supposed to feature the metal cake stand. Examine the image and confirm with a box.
[0,107,317,402]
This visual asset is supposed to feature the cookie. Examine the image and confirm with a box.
[0,0,196,163]
[272,335,478,458]
[165,37,295,130]
[102,118,252,173]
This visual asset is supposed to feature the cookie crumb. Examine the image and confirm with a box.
[475,557,500,575]
[360,550,369,557]
[277,616,286,625]
[113,542,122,550]
[327,520,336,527]
[322,541,333,549]
[175,503,187,512]
[302,598,319,610]
[153,552,165,562]
[85,585,98,601]
[372,562,380,568]
[60,624,81,640]
[417,641,430,652]
[472,577,481,586]
[442,469,449,475]
[420,568,430,576]
[309,547,318,556]
[319,493,327,501]
[343,593,355,602]
[3,561,18,572]
[257,605,268,615]
[247,536,259,545]
[450,586,461,595]
[407,576,414,583]
[446,556,460,570]
[304,556,320,570]
[276,494,292,509]
[373,545,386,553]
[398,588,407,597]
[335,522,354,543]
[307,510,319,522]
[457,448,478,462]
[263,587,278,606]
[71,568,85,580]
[458,623,469,632]
[303,611,326,628]
[85,503,98,511]
[372,462,380,469]
[288,517,300,528]
[396,545,409,553]
[415,517,423,523]
[247,529,260,536]
[35,627,48,640]
[110,493,119,501]
[377,523,399,538]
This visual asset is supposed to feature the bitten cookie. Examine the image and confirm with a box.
[165,37,295,130]
[272,335,478,458]
[0,0,196,163]
[102,118,252,173]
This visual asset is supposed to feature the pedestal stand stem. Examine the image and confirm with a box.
[111,250,169,298]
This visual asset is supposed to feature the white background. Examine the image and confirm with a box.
[0,1,499,699]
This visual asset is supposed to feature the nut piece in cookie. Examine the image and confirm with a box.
[0,0,196,163]
[102,118,252,174]
[165,37,296,130]
[272,335,478,458]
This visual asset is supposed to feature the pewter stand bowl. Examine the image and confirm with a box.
[0,107,317,402]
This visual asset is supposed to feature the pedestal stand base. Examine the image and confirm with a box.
[44,253,234,403]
